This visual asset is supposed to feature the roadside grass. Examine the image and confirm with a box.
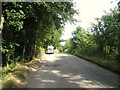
[2,64,32,88]
[2,73,25,88]
[2,49,45,89]
[76,54,119,74]
[2,60,43,89]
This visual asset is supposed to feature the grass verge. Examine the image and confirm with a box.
[2,49,45,89]
[75,54,120,74]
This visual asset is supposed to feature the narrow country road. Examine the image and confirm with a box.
[26,53,119,88]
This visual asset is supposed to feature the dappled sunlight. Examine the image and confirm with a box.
[51,70,60,75]
[2,0,119,88]
[42,80,55,83]
[41,69,48,72]
[61,53,70,56]
[30,67,37,72]
[69,75,82,80]
[35,68,115,88]
[27,53,118,88]
[30,68,115,88]
[50,70,114,88]
[61,74,69,78]
[68,80,101,88]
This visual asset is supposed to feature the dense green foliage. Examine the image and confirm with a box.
[91,8,119,62]
[66,26,97,56]
[1,2,76,66]
[63,6,120,73]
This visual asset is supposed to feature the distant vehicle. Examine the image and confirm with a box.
[46,46,54,54]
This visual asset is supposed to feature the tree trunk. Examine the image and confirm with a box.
[23,29,26,59]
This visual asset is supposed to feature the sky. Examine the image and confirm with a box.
[60,0,118,45]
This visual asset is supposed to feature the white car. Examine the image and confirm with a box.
[47,46,54,54]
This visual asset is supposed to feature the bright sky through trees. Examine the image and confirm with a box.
[61,0,118,43]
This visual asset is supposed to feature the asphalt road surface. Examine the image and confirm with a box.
[27,53,119,88]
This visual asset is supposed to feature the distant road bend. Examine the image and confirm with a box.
[27,53,119,88]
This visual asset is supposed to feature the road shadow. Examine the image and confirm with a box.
[26,53,119,88]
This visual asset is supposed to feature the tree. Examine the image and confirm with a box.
[67,26,95,56]
[2,2,77,66]
[91,8,119,60]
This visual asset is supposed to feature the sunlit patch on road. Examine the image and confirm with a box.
[27,53,118,88]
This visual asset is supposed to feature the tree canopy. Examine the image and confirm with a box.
[64,7,119,62]
[1,2,77,66]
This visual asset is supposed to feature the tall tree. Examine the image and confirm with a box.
[2,2,77,66]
